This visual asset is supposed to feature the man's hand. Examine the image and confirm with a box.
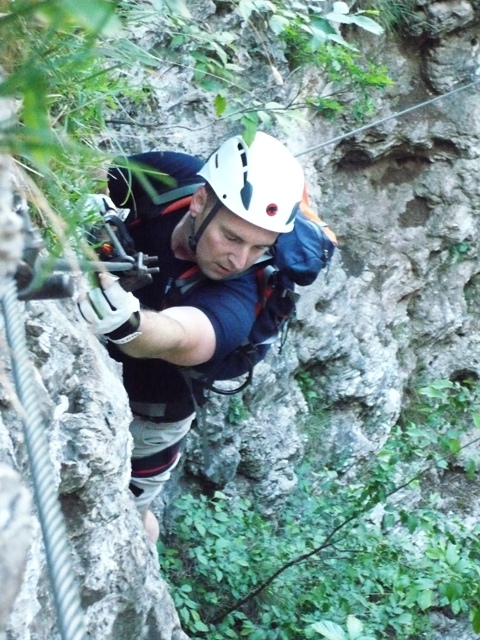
[78,274,142,344]
[82,193,130,222]
[83,194,118,217]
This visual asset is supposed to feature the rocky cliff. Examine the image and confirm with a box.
[2,1,480,639]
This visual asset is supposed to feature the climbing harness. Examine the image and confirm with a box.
[2,280,86,640]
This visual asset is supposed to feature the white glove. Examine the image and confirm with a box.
[78,277,141,344]
[82,193,131,222]
[83,194,118,217]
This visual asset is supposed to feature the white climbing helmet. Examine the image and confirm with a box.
[197,131,305,233]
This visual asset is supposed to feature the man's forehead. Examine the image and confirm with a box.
[216,207,278,243]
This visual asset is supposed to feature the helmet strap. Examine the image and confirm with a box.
[188,198,223,253]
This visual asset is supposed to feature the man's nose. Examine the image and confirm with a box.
[228,245,251,271]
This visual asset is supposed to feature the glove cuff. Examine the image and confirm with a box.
[105,311,141,344]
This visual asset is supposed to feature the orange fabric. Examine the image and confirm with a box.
[300,186,338,246]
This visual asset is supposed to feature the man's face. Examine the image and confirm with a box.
[194,203,278,280]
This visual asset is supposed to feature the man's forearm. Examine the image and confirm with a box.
[117,306,216,367]
[79,275,217,366]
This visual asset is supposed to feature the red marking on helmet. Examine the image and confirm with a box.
[266,203,278,216]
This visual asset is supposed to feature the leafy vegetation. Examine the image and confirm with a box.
[364,0,418,34]
[158,379,480,638]
[0,0,390,253]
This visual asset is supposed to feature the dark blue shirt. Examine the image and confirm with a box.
[107,151,258,418]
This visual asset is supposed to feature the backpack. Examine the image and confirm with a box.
[152,186,338,399]
[94,183,337,399]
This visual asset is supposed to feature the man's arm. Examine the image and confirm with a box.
[78,274,216,367]
[120,305,216,366]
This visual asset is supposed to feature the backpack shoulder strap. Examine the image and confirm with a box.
[127,183,203,228]
[153,183,204,207]
[172,253,274,300]
[174,264,205,296]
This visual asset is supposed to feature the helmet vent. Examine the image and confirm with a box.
[237,143,248,167]
[240,181,253,209]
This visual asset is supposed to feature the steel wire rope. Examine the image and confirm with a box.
[1,280,86,640]
[294,77,480,157]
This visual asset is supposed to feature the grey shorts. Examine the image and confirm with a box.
[129,412,194,510]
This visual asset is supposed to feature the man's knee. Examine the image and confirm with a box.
[142,509,160,543]
[129,471,170,511]
[129,441,183,510]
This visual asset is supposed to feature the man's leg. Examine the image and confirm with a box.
[142,509,160,543]
[128,414,194,541]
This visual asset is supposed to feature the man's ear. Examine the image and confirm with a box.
[190,185,209,218]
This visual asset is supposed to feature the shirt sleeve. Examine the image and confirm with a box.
[181,272,258,363]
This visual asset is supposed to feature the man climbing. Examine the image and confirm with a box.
[79,132,306,542]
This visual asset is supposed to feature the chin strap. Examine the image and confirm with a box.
[188,199,224,253]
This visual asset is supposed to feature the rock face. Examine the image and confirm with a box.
[0,465,32,640]
[2,298,187,640]
[2,0,480,638]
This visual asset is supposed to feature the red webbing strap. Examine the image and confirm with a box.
[162,196,194,215]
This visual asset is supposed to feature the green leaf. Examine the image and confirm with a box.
[466,458,476,479]
[237,0,256,21]
[396,613,413,625]
[332,1,349,14]
[472,608,480,633]
[195,550,209,565]
[452,599,463,615]
[22,68,49,134]
[346,615,363,639]
[61,0,120,35]
[194,521,206,536]
[445,543,460,566]
[309,23,330,50]
[193,619,210,632]
[311,620,347,640]
[419,380,453,396]
[268,14,289,35]
[164,0,192,18]
[310,16,336,36]
[214,94,227,116]
[327,32,356,49]
[325,12,354,25]
[236,558,250,567]
[417,589,435,610]
[240,115,258,146]
[473,413,480,428]
[444,581,463,602]
[349,15,384,35]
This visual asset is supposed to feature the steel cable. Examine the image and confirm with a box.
[295,77,480,157]
[2,280,86,640]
